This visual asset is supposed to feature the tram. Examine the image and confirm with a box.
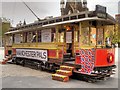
[4,5,116,82]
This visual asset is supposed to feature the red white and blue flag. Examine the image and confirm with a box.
[79,49,95,74]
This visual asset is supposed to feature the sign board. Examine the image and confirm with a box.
[16,49,48,61]
[66,32,72,43]
[95,5,107,19]
[41,29,51,42]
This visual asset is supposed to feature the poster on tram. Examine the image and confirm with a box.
[66,32,72,43]
[41,29,51,42]
[16,49,48,61]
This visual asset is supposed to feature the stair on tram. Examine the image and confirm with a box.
[52,65,74,82]
[0,55,12,64]
[63,53,75,62]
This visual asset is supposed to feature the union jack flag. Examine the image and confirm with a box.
[79,49,95,74]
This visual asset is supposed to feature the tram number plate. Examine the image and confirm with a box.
[16,49,48,61]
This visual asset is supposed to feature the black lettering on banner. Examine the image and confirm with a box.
[43,52,47,59]
[36,51,42,58]
[16,49,47,61]
[22,51,25,56]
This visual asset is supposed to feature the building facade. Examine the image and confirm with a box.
[0,18,11,47]
[115,14,120,46]
[60,0,88,16]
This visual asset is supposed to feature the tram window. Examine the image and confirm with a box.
[14,34,22,44]
[23,32,27,43]
[31,31,37,43]
[27,32,32,43]
[12,34,15,43]
[74,30,79,42]
[58,29,64,42]
[90,27,96,46]
[51,28,56,42]
[38,30,41,42]
[20,34,23,43]
[97,28,104,45]
[81,27,89,45]
[6,35,12,45]
[59,31,64,43]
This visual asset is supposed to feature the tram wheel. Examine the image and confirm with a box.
[49,63,55,72]
[39,62,44,71]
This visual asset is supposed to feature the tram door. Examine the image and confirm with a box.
[66,30,74,57]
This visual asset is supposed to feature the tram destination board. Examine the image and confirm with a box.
[16,49,48,61]
[95,5,107,19]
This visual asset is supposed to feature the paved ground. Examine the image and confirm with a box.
[0,48,119,88]
[0,64,118,88]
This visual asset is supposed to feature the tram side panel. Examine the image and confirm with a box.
[95,48,115,67]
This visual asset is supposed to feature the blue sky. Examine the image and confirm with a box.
[1,0,120,27]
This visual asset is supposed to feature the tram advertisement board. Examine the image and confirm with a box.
[66,32,72,43]
[41,29,51,42]
[16,49,48,61]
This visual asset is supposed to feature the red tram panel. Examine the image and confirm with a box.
[95,48,115,67]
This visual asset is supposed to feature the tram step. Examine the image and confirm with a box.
[63,53,71,58]
[60,65,74,71]
[56,70,72,76]
[63,58,75,61]
[0,55,12,65]
[52,74,69,82]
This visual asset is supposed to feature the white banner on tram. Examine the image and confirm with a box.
[16,49,48,61]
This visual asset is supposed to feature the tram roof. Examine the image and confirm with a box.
[5,11,116,35]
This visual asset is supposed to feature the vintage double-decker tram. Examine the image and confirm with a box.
[4,5,116,82]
